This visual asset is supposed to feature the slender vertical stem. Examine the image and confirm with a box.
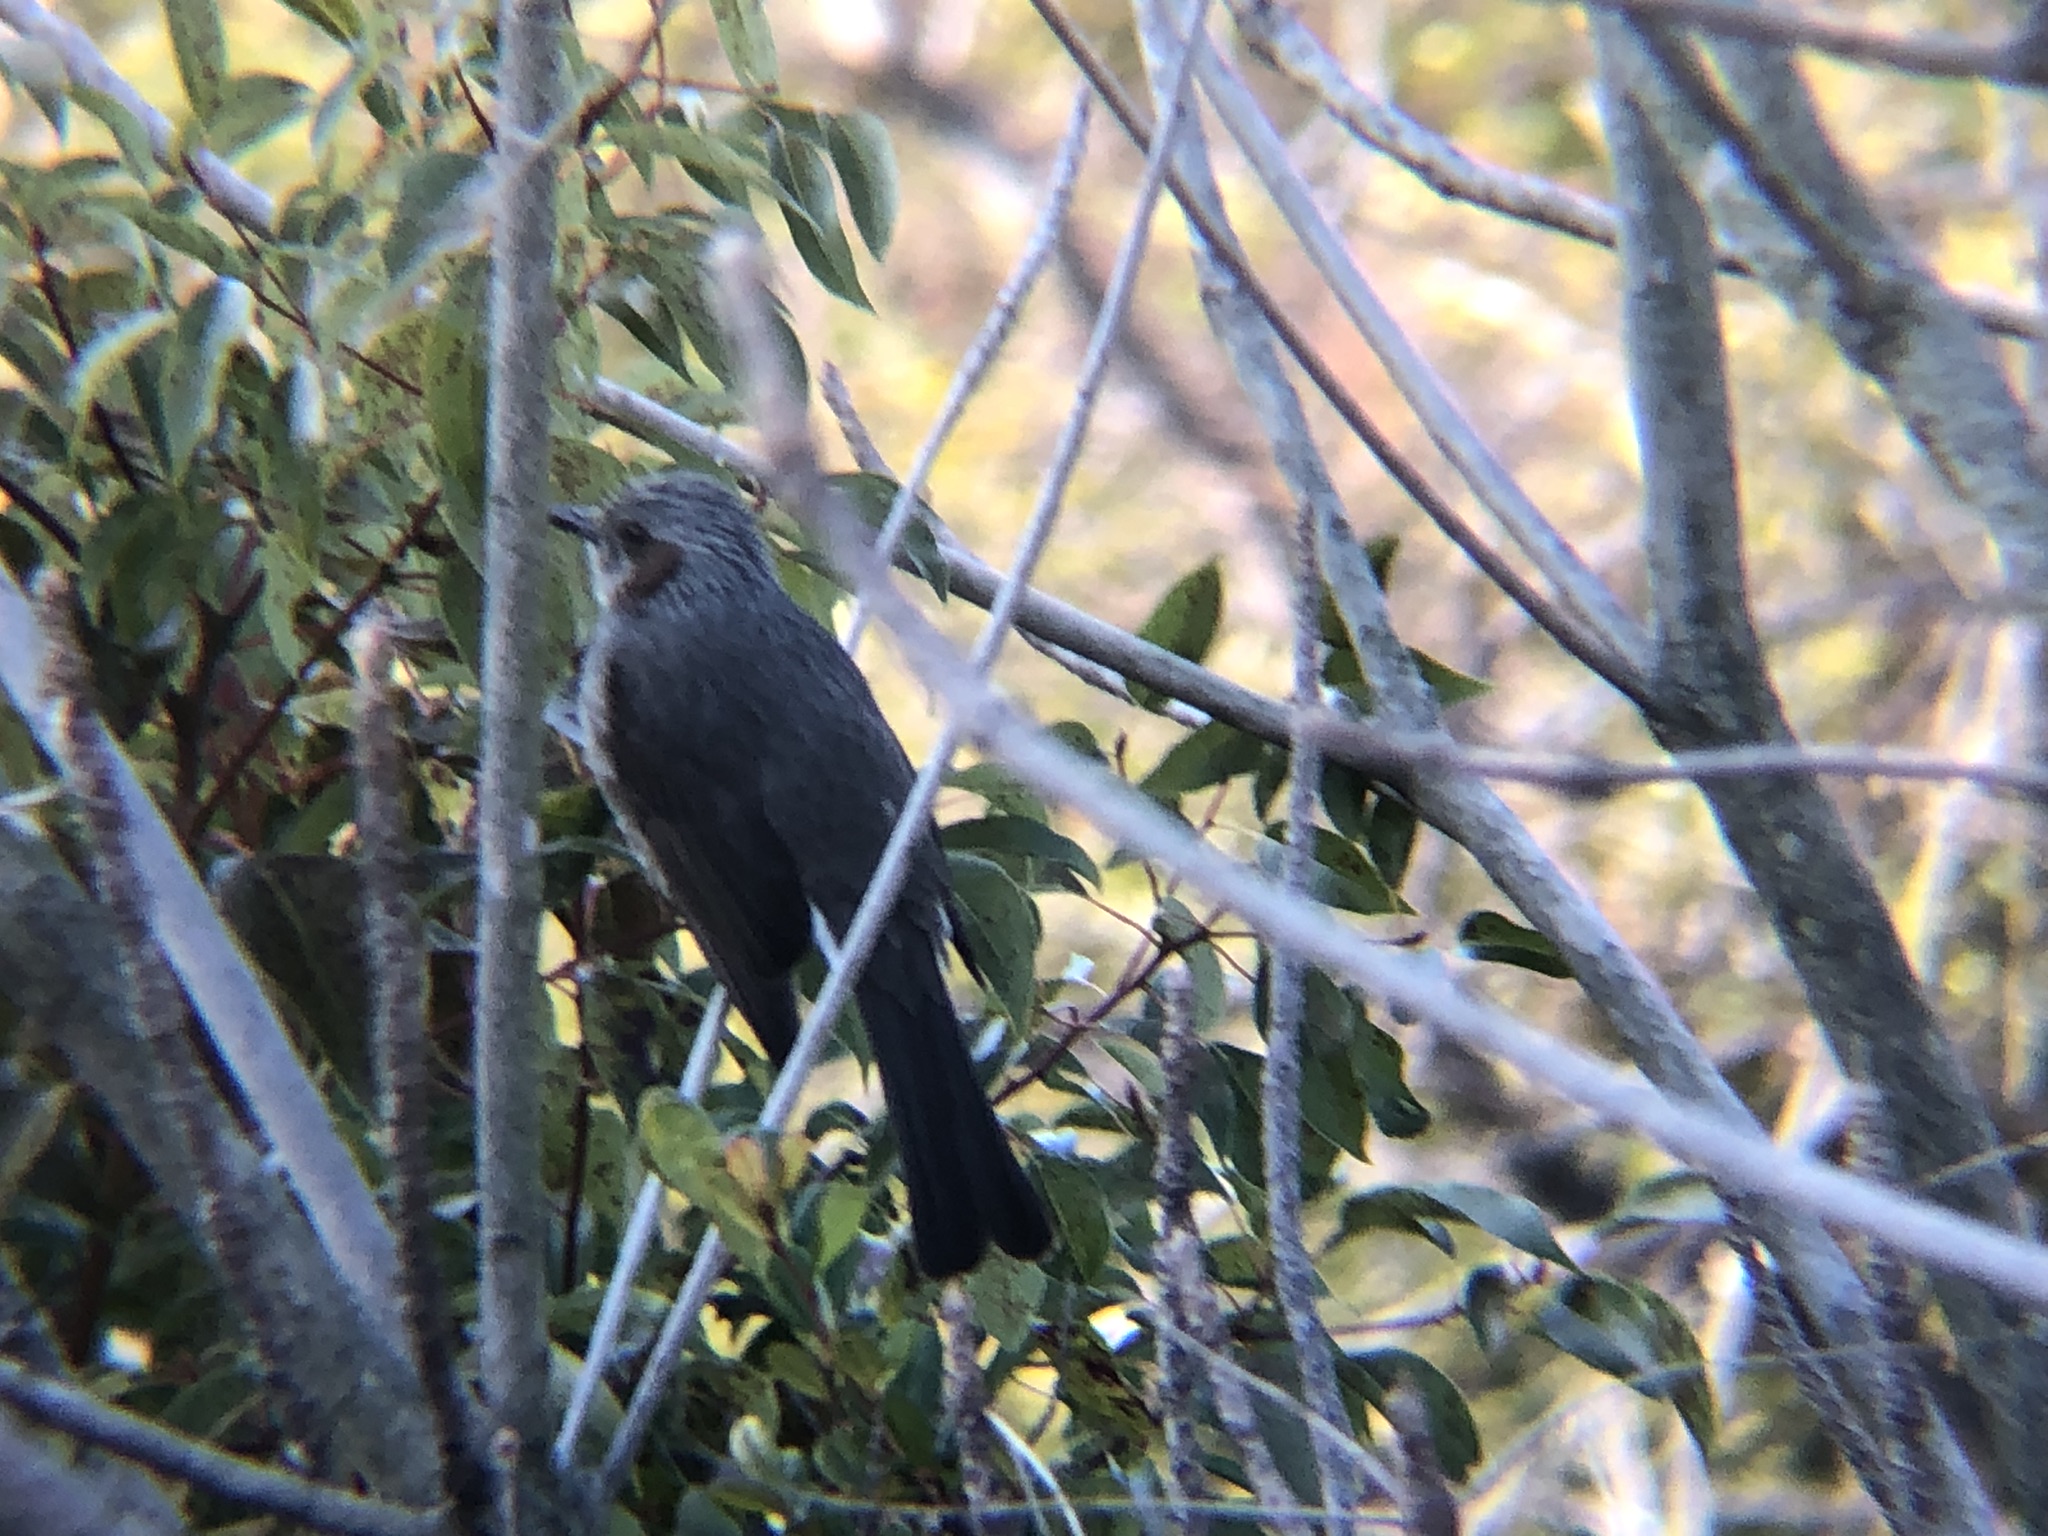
[474,0,564,1455]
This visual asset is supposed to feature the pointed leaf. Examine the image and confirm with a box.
[65,308,174,423]
[1130,557,1222,707]
[941,814,1098,891]
[708,0,777,89]
[825,111,897,258]
[166,275,254,475]
[383,151,484,280]
[202,72,310,159]
[1140,720,1268,802]
[944,852,1039,1025]
[1459,910,1571,978]
[162,0,228,119]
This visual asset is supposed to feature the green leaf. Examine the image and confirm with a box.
[960,1256,1048,1353]
[274,0,362,44]
[638,1095,723,1189]
[437,550,483,674]
[1416,648,1489,706]
[945,852,1039,1025]
[941,814,1099,891]
[1354,1021,1430,1140]
[165,276,254,476]
[825,111,898,258]
[775,180,869,309]
[1337,1182,1575,1268]
[1319,761,1375,843]
[638,1095,776,1276]
[1299,1041,1365,1160]
[1407,1182,1578,1268]
[1538,1275,1716,1453]
[64,308,174,424]
[423,265,488,533]
[1035,1155,1112,1282]
[163,0,228,120]
[1458,910,1571,978]
[69,86,158,178]
[202,73,310,159]
[824,471,947,598]
[1096,1034,1165,1101]
[708,0,777,89]
[810,1180,870,1272]
[1463,1266,1514,1354]
[383,151,484,280]
[1351,1350,1482,1481]
[1254,829,1402,917]
[1365,793,1418,888]
[1139,720,1268,803]
[1130,557,1222,707]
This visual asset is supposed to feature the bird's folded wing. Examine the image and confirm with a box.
[603,655,811,1059]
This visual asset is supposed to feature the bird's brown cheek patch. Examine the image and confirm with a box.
[619,543,684,607]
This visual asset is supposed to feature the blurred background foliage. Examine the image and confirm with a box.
[3,0,2045,1531]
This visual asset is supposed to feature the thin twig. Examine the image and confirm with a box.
[1561,0,2048,89]
[1024,0,1650,703]
[0,1360,445,1536]
[1194,38,1649,669]
[842,85,1095,653]
[1226,0,2048,342]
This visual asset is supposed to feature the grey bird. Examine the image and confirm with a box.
[553,469,1051,1277]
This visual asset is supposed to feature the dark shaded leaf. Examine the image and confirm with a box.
[1140,721,1268,803]
[1354,1020,1428,1139]
[1458,910,1571,978]
[1365,792,1418,888]
[383,151,483,279]
[1129,558,1221,707]
[274,0,362,45]
[1464,1266,1514,1354]
[1538,1275,1715,1453]
[1352,1349,1482,1481]
[945,852,1038,1025]
[1036,1156,1112,1282]
[824,471,946,598]
[941,814,1099,890]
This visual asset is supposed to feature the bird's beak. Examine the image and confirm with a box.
[549,503,600,541]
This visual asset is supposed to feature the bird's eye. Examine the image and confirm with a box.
[616,518,650,553]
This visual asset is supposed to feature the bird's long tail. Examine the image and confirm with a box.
[854,928,1051,1277]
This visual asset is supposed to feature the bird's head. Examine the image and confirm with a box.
[551,470,774,610]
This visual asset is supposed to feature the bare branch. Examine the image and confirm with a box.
[0,1360,446,1536]
[473,0,566,1457]
[1024,0,1649,700]
[0,568,404,1332]
[1599,26,2007,1522]
[1563,0,2048,89]
[0,0,274,229]
[842,85,1094,653]
[1155,1231,1317,1536]
[1224,0,2048,341]
[350,615,473,1505]
[1194,40,1649,669]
